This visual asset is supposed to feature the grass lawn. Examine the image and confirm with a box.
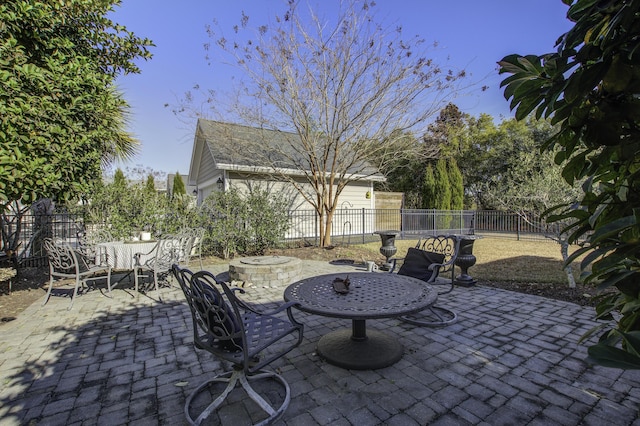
[353,236,583,285]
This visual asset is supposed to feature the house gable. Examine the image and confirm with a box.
[188,119,385,208]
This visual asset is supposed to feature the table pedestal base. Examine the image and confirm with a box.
[317,329,403,370]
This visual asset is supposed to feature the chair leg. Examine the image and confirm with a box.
[186,369,291,426]
[68,278,81,310]
[133,267,141,298]
[400,305,457,327]
[106,269,112,297]
[42,276,54,306]
[153,269,162,302]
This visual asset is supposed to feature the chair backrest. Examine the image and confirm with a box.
[43,238,79,274]
[152,238,183,270]
[188,228,205,257]
[416,235,460,275]
[396,235,461,284]
[172,266,245,356]
[77,228,112,266]
[175,228,205,265]
[176,231,195,265]
[82,228,113,245]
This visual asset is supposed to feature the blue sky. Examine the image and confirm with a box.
[111,0,574,176]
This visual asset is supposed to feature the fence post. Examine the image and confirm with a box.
[315,213,318,246]
[361,208,365,244]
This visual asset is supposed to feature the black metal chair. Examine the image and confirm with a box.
[171,265,304,425]
[390,235,461,327]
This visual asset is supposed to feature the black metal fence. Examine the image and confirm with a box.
[473,210,553,241]
[1,211,82,267]
[283,209,550,247]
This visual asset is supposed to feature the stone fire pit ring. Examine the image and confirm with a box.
[229,256,302,288]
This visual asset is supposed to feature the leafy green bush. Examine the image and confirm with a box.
[199,187,289,259]
[72,171,174,240]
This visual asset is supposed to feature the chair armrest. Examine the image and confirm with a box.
[133,243,159,267]
[425,263,444,283]
[388,257,404,273]
[235,293,300,316]
[260,301,301,316]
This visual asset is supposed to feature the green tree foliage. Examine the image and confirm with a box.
[144,175,156,193]
[172,173,186,199]
[433,158,452,210]
[113,168,127,189]
[447,158,464,210]
[244,187,290,255]
[383,105,465,209]
[499,0,640,368]
[450,114,500,207]
[199,188,289,259]
[200,189,247,259]
[78,170,168,239]
[425,103,466,158]
[382,131,435,208]
[0,0,153,209]
[422,164,437,209]
[452,115,563,209]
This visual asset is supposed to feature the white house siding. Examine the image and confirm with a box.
[226,176,376,241]
[189,120,385,242]
[330,181,376,239]
[197,145,217,183]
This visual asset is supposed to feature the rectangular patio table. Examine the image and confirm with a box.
[283,272,437,370]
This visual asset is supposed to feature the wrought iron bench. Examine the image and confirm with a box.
[389,234,461,327]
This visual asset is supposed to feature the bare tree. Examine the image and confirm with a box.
[198,1,465,246]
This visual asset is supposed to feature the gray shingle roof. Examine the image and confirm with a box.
[197,119,384,179]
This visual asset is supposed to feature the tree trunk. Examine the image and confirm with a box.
[318,210,327,247]
[560,239,576,288]
[323,209,335,247]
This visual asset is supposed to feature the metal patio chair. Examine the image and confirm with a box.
[183,227,205,270]
[171,265,303,425]
[133,237,182,297]
[42,238,112,310]
[76,227,113,268]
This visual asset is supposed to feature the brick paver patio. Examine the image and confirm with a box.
[0,260,639,425]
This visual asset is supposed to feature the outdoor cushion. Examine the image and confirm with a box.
[397,247,446,282]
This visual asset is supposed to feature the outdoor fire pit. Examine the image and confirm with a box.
[229,256,302,287]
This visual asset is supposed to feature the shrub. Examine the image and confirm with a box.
[199,187,289,259]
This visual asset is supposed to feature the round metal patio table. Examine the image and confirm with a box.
[284,272,437,370]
